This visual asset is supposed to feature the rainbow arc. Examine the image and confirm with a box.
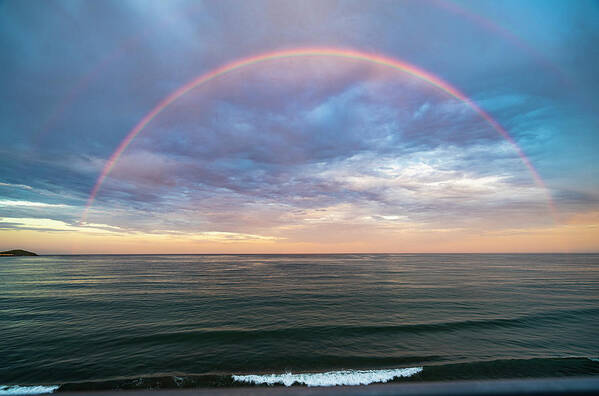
[84,47,555,221]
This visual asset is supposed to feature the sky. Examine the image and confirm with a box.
[1,0,598,254]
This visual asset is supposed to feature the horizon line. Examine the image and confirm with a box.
[5,251,598,256]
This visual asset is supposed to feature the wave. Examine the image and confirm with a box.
[114,307,599,346]
[0,385,58,395]
[36,357,599,392]
[232,367,423,386]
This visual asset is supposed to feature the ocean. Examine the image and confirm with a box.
[1,254,598,393]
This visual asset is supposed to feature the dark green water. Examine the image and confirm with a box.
[1,254,598,391]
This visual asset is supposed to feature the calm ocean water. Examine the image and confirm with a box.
[1,254,598,392]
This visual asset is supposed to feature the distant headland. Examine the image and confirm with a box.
[0,249,38,256]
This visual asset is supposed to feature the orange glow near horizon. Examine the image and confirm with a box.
[2,212,598,254]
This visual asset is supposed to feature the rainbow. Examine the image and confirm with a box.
[431,0,570,85]
[84,47,555,219]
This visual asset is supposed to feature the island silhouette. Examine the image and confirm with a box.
[0,249,38,256]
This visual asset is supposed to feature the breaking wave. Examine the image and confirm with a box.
[0,385,58,395]
[232,367,423,386]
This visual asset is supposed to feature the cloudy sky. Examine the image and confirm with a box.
[1,0,598,253]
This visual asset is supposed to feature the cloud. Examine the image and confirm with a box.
[0,182,33,190]
[0,217,117,234]
[0,200,69,208]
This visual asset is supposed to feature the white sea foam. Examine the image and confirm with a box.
[232,367,423,387]
[0,385,59,395]
[590,358,599,362]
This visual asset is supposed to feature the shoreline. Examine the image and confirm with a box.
[32,377,599,396]
[2,357,597,394]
